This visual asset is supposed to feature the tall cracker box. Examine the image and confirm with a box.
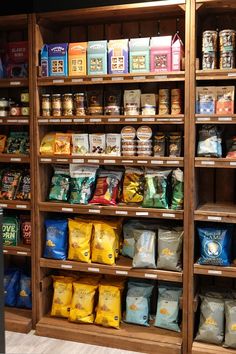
[129,37,150,73]
[49,43,68,76]
[108,39,128,74]
[87,40,107,75]
[69,42,87,76]
[172,33,184,71]
[150,36,172,72]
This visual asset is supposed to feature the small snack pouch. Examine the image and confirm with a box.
[51,276,73,318]
[44,219,68,260]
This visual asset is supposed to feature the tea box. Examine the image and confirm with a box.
[150,36,172,72]
[129,37,150,73]
[68,42,87,76]
[172,33,184,71]
[108,39,129,74]
[7,41,28,78]
[49,43,68,76]
[41,44,49,77]
[87,40,107,75]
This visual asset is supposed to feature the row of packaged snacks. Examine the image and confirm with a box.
[0,168,30,201]
[48,165,184,210]
[4,268,32,309]
[2,215,31,246]
[51,275,182,331]
[41,34,183,77]
[0,132,29,155]
[41,88,182,117]
[44,217,183,271]
[196,86,235,115]
[40,129,182,157]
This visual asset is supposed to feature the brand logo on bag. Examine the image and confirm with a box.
[204,240,222,258]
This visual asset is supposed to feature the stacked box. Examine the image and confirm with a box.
[41,45,49,77]
[150,36,172,72]
[108,39,129,74]
[87,40,107,75]
[49,43,68,76]
[129,37,150,73]
[68,42,87,76]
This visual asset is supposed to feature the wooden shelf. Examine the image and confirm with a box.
[40,256,182,282]
[36,315,182,354]
[0,78,28,88]
[39,155,184,168]
[0,14,28,30]
[0,117,29,125]
[37,72,185,86]
[39,201,183,220]
[38,115,184,125]
[3,244,31,257]
[0,154,30,163]
[5,307,32,333]
[192,341,236,354]
[0,200,31,210]
[196,69,236,80]
[194,264,236,278]
[195,158,236,168]
[195,202,236,223]
[195,114,236,124]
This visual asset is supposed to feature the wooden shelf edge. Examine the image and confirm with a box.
[195,115,236,124]
[194,264,236,278]
[194,203,236,223]
[192,341,236,354]
[0,200,31,210]
[0,154,30,163]
[5,307,32,334]
[196,69,236,80]
[0,78,28,87]
[195,158,236,168]
[3,244,31,257]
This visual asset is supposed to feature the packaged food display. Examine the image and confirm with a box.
[104,89,121,115]
[89,134,106,154]
[137,125,152,156]
[122,167,144,203]
[54,133,71,155]
[133,229,156,268]
[51,276,73,318]
[171,89,182,115]
[44,219,68,260]
[0,170,22,200]
[62,93,73,116]
[41,94,51,117]
[154,133,165,157]
[224,300,236,348]
[87,90,103,115]
[48,43,68,76]
[202,31,218,70]
[171,168,184,210]
[141,93,156,115]
[39,133,56,155]
[4,269,31,309]
[2,216,20,246]
[124,90,141,116]
[69,165,98,204]
[159,89,170,115]
[74,93,86,116]
[87,40,107,75]
[197,125,222,158]
[16,274,32,309]
[68,42,87,76]
[129,37,150,73]
[105,134,121,156]
[91,222,117,265]
[20,216,31,245]
[0,135,6,153]
[49,165,70,202]
[196,87,216,114]
[108,39,129,74]
[15,170,31,200]
[172,33,184,71]
[5,132,29,155]
[71,134,89,155]
[168,132,182,157]
[52,94,62,117]
[150,36,172,72]
[216,86,235,114]
[68,219,93,262]
[41,44,49,77]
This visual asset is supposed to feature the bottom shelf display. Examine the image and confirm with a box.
[192,341,236,354]
[5,307,32,333]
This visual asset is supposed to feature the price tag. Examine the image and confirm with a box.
[196,117,210,122]
[88,159,99,164]
[88,267,100,272]
[145,273,158,279]
[0,204,7,208]
[72,159,84,163]
[40,158,52,162]
[10,157,21,162]
[3,250,8,253]
[228,73,236,77]
[125,118,137,122]
[50,119,60,123]
[17,251,28,256]
[38,119,48,123]
[138,160,147,164]
[108,118,120,122]
[52,79,64,83]
[201,161,215,165]
[115,210,128,215]
[7,119,17,123]
[162,213,176,218]
[74,118,85,123]
[167,160,179,165]
[16,204,27,209]
[10,81,21,86]
[116,270,128,275]
[230,162,236,166]
[151,160,164,165]
[207,270,222,275]
[142,117,155,122]
[207,216,222,221]
[89,209,100,214]
[90,119,101,123]
[61,119,72,123]
[91,77,103,82]
[154,75,167,80]
[133,76,146,80]
[61,207,73,212]
[61,264,73,269]
[104,160,116,164]
[0,119,3,123]
[56,158,68,162]
[122,160,133,164]
[71,78,83,83]
[136,212,149,216]
[218,117,232,121]
[21,120,29,123]
[111,77,124,81]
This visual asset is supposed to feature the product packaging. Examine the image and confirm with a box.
[172,33,184,71]
[48,43,68,76]
[108,39,129,74]
[87,40,107,75]
[41,44,49,77]
[150,36,172,72]
[68,42,87,76]
[129,37,150,73]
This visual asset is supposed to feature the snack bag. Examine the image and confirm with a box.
[0,135,6,153]
[49,165,70,202]
[51,276,73,318]
[95,284,121,329]
[4,268,20,307]
[54,133,71,155]
[2,216,20,246]
[91,222,117,265]
[69,165,97,205]
[16,273,32,309]
[171,168,184,210]
[5,132,29,155]
[15,170,31,200]
[68,219,93,263]
[122,167,144,204]
[71,134,89,155]
[90,170,123,206]
[122,221,136,258]
[224,300,236,348]
[44,219,68,260]
[40,133,56,155]
[0,169,22,200]
[157,227,183,271]
[132,229,156,268]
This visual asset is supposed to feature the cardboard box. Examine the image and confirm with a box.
[87,40,107,75]
[6,41,28,78]
[129,37,150,73]
[41,44,49,77]
[150,36,172,72]
[49,43,68,76]
[69,42,87,76]
[108,39,128,74]
[172,33,184,71]
[216,86,235,114]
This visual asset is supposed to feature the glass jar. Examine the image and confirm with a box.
[21,106,30,116]
[52,94,62,117]
[0,98,9,108]
[10,104,21,116]
[74,93,86,116]
[62,93,73,116]
[21,92,29,103]
[41,94,51,117]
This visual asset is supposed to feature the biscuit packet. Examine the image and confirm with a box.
[122,167,144,204]
[68,219,93,263]
[54,133,71,155]
[40,133,56,155]
[51,276,74,318]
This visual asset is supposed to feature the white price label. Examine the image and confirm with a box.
[142,117,155,122]
[230,162,236,166]
[38,119,48,123]
[16,205,27,209]
[90,119,101,123]
[116,270,128,275]
[71,78,83,83]
[201,161,215,165]
[197,117,210,122]
[91,77,103,82]
[154,75,167,80]
[122,160,133,164]
[89,209,100,214]
[88,267,100,272]
[61,207,73,212]
[133,76,146,80]
[52,79,64,83]
[136,212,149,216]
[61,264,73,269]
[61,119,72,123]
[17,251,28,256]
[108,118,120,122]
[162,213,176,218]
[56,159,68,162]
[104,160,115,164]
[167,160,179,165]
[74,119,85,123]
[3,250,8,253]
[125,118,137,122]
[50,119,60,123]
[138,160,147,164]
[88,159,99,164]
[111,77,124,81]
[10,157,21,162]
[218,117,232,121]
[207,216,222,221]
[228,73,236,77]
[151,160,164,165]
[72,159,84,163]
[10,81,21,86]
[145,273,158,279]
[21,120,29,123]
[0,119,3,123]
[7,119,17,123]
[115,210,128,215]
[0,204,7,208]
[40,158,52,162]
[208,270,222,275]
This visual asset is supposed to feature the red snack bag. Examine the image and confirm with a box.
[20,215,31,245]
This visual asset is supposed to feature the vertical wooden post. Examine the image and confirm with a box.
[0,208,5,353]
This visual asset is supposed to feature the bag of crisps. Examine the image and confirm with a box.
[122,167,144,204]
[91,222,117,265]
[40,133,56,155]
[51,276,74,318]
[68,219,93,263]
[54,133,71,155]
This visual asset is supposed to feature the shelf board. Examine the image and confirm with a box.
[3,244,31,257]
[196,0,236,11]
[39,155,184,168]
[39,201,183,220]
[37,72,185,86]
[0,117,29,125]
[38,115,184,125]
[195,114,236,124]
[0,154,30,163]
[5,307,32,333]
[0,14,28,30]
[0,200,31,210]
[36,315,182,354]
[192,341,236,354]
[195,202,236,223]
[196,69,236,80]
[194,264,236,278]
[0,78,28,88]
[195,158,236,168]
[40,256,182,282]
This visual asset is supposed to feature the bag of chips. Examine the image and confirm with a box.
[4,268,20,307]
[195,294,225,344]
[224,300,236,348]
[16,273,32,309]
[157,227,183,271]
[90,170,123,206]
[0,135,6,153]
[122,167,144,204]
[171,168,184,210]
[71,134,89,155]
[133,229,156,268]
[15,170,31,200]
[40,133,56,155]
[142,169,171,209]
[2,216,20,246]
[5,132,29,155]
[125,280,154,326]
[122,221,137,258]
[91,222,117,265]
[155,284,182,332]
[197,226,232,266]
[49,165,70,202]
[44,219,68,260]
[54,133,71,155]
[0,169,22,200]
[69,165,97,204]
[197,125,222,158]
[68,219,93,263]
[51,276,74,318]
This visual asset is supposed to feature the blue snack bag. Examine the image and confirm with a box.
[44,219,68,260]
[16,274,32,309]
[4,269,20,307]
[197,226,232,266]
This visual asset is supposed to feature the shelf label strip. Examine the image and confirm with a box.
[17,251,28,255]
[133,76,146,80]
[71,78,83,83]
[207,216,222,221]
[108,118,120,122]
[61,207,74,212]
[142,117,155,122]
[88,159,99,164]
[74,118,85,123]
[61,264,73,269]
[218,117,232,121]
[0,204,7,208]
[111,77,124,81]
[89,209,100,214]
[136,212,149,216]
[104,160,116,164]
[151,160,164,165]
[154,75,167,80]
[72,159,84,163]
[88,267,100,272]
[53,79,64,83]
[116,270,128,275]
[201,161,215,165]
[16,205,27,209]
[10,157,21,162]
[145,273,158,279]
[122,160,133,164]
[10,81,21,86]
[115,210,128,215]
[207,270,222,275]
[162,213,176,218]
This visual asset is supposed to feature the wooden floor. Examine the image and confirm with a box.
[5,331,140,354]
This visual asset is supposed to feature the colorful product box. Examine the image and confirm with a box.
[87,40,107,75]
[172,33,184,71]
[150,36,172,72]
[7,41,28,78]
[108,39,129,74]
[41,44,49,77]
[216,86,235,114]
[49,43,68,76]
[129,37,150,73]
[68,42,87,76]
[196,86,216,114]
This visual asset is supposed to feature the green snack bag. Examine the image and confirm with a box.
[49,165,70,202]
[2,216,20,246]
[5,132,29,155]
[171,168,184,210]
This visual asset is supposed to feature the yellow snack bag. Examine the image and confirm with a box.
[39,133,56,155]
[91,222,116,265]
[68,219,93,263]
[69,281,98,324]
[95,284,121,329]
[54,133,71,155]
[51,276,74,318]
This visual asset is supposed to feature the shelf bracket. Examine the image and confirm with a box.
[196,3,203,11]
[178,4,186,11]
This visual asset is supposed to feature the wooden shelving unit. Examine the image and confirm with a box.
[5,308,32,334]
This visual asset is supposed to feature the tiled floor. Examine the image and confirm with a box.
[5,331,140,354]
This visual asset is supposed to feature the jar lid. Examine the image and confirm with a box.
[137,125,152,141]
[63,93,73,96]
[74,93,85,96]
[52,94,61,97]
[121,126,136,140]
